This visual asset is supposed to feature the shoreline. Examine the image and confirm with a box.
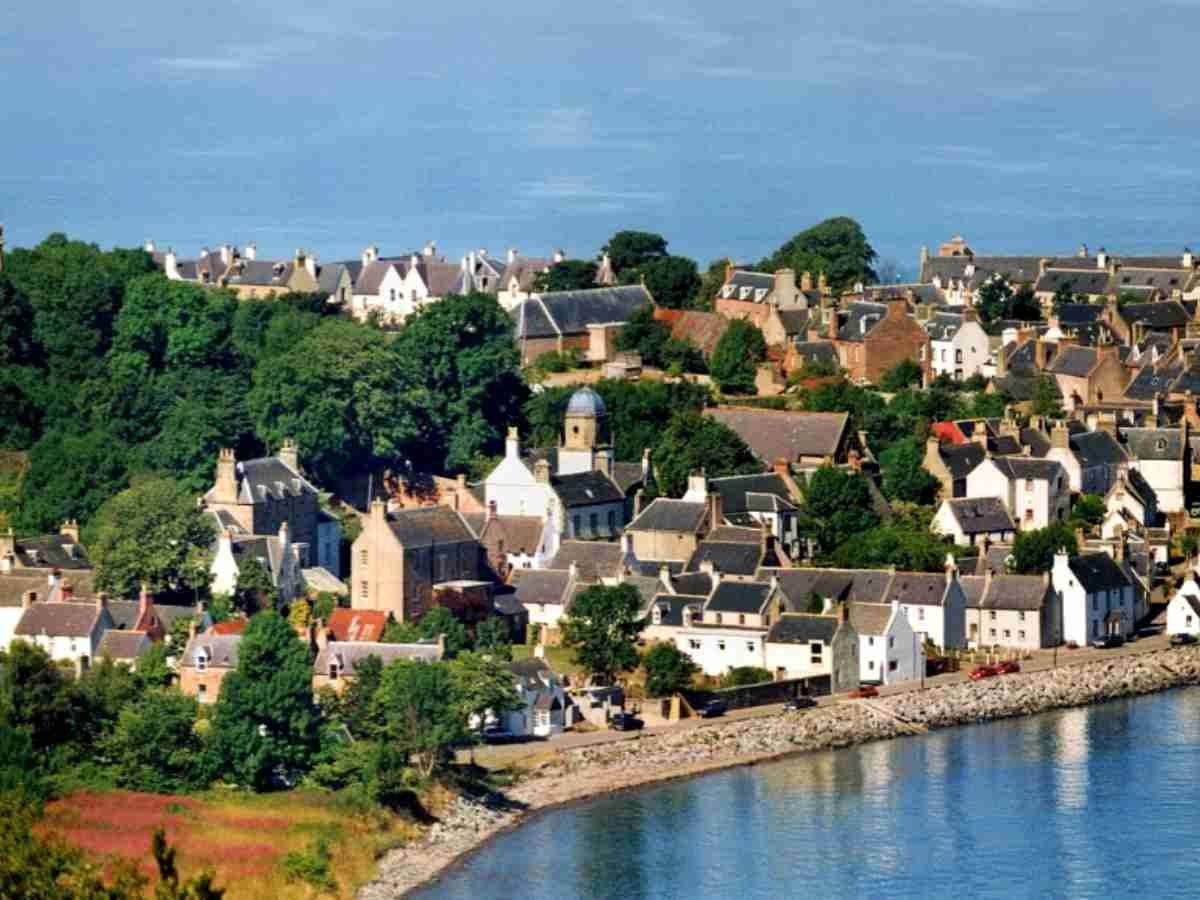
[358,644,1200,900]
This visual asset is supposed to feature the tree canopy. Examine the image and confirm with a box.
[799,466,881,558]
[642,643,699,697]
[1011,524,1078,574]
[532,260,598,292]
[601,231,668,274]
[759,217,877,292]
[561,584,645,685]
[651,411,761,498]
[709,319,766,394]
[629,256,701,309]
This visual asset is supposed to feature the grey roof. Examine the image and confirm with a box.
[1020,428,1052,458]
[848,602,893,637]
[1003,340,1056,377]
[924,311,965,342]
[705,408,847,462]
[566,387,606,418]
[1070,431,1127,467]
[649,593,706,627]
[686,542,762,577]
[960,574,1050,611]
[706,525,762,544]
[888,573,950,607]
[315,640,441,674]
[992,374,1043,402]
[988,457,1066,482]
[672,572,714,596]
[15,601,105,638]
[709,473,797,518]
[761,568,892,608]
[1056,303,1105,325]
[547,541,625,582]
[514,285,652,339]
[302,567,348,595]
[766,614,838,645]
[620,575,663,607]
[97,630,151,661]
[387,507,477,548]
[512,569,572,607]
[1123,364,1182,400]
[776,309,811,335]
[0,574,53,609]
[836,301,889,342]
[941,443,987,478]
[184,633,241,669]
[610,461,647,494]
[552,471,625,508]
[1119,301,1190,329]
[1047,345,1099,378]
[1121,428,1183,461]
[626,499,707,534]
[790,341,838,366]
[1035,270,1112,295]
[705,581,772,614]
[229,457,318,505]
[945,498,1016,535]
[921,256,1044,285]
[1068,553,1131,593]
[13,534,92,570]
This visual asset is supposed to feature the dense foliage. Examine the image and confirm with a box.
[1011,524,1079,574]
[650,412,761,497]
[642,643,699,697]
[709,319,767,394]
[758,217,877,292]
[532,260,598,292]
[798,466,881,558]
[561,584,646,684]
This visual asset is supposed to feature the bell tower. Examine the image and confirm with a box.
[558,387,612,475]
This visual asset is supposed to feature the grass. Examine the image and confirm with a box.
[39,788,425,899]
[511,643,585,678]
[0,449,28,529]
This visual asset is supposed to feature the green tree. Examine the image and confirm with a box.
[107,689,209,793]
[390,293,529,473]
[1010,284,1041,321]
[832,525,951,572]
[323,653,384,740]
[450,651,521,727]
[73,656,142,750]
[651,412,761,498]
[879,359,923,392]
[89,475,214,597]
[660,337,707,375]
[0,721,49,803]
[14,426,131,533]
[288,598,312,629]
[1011,524,1078,574]
[1072,494,1106,528]
[759,217,877,292]
[209,611,319,790]
[1052,282,1078,309]
[1031,375,1063,418]
[879,439,940,504]
[135,643,174,689]
[560,584,645,685]
[532,260,598,292]
[709,319,767,394]
[601,231,668,274]
[722,666,773,687]
[234,557,278,614]
[416,607,470,658]
[375,659,466,777]
[800,466,880,557]
[0,641,76,751]
[381,619,421,644]
[976,278,1014,327]
[474,617,513,660]
[614,305,669,366]
[641,643,699,697]
[629,256,701,309]
[693,258,731,311]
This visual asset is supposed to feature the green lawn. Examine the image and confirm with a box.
[512,643,584,677]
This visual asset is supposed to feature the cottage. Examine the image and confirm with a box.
[1052,551,1137,645]
[925,308,989,380]
[502,656,575,737]
[179,628,241,704]
[763,608,859,692]
[960,571,1058,650]
[965,457,1070,531]
[312,629,443,693]
[704,407,862,471]
[933,497,1017,546]
[1045,421,1128,495]
[1121,427,1187,515]
[12,590,113,673]
[1166,567,1200,637]
[849,602,922,686]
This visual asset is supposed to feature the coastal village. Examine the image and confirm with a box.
[5,222,1200,895]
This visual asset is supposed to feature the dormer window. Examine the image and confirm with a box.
[195,653,208,672]
[652,607,662,626]
[1157,439,1167,451]
[329,662,340,681]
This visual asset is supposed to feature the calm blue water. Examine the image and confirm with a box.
[413,689,1200,900]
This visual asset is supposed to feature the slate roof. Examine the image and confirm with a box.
[672,572,714,596]
[0,573,49,608]
[183,633,241,669]
[326,609,388,642]
[14,601,103,638]
[1020,428,1052,458]
[686,542,762,577]
[1035,270,1112,295]
[387,507,476,548]
[888,573,951,607]
[648,593,706,627]
[992,375,1043,402]
[1047,345,1099,378]
[610,462,647,494]
[97,630,151,661]
[836,302,889,341]
[960,574,1050,611]
[1068,553,1131,592]
[921,256,1044,285]
[709,473,797,518]
[766,613,838,645]
[706,525,763,544]
[988,457,1065,482]
[847,602,893,637]
[723,270,775,295]
[512,569,573,607]
[941,443,987,478]
[1123,364,1183,400]
[1002,340,1057,377]
[705,408,847,462]
[705,581,772,614]
[1122,428,1183,461]
[944,497,1016,535]
[761,568,893,608]
[1056,304,1104,325]
[1070,431,1127,467]
[626,499,707,534]
[924,311,965,342]
[12,534,92,570]
[315,640,441,674]
[217,456,318,506]
[513,285,652,339]
[478,516,545,555]
[551,471,625,508]
[790,341,838,366]
[776,309,811,335]
[1119,302,1190,329]
[547,541,624,582]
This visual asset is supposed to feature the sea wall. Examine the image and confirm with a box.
[359,645,1200,899]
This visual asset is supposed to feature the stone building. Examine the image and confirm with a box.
[831,298,931,384]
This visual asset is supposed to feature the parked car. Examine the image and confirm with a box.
[995,660,1021,675]
[969,664,999,680]
[699,700,728,719]
[609,713,644,732]
[481,726,519,745]
[925,658,949,677]
[848,685,879,699]
[1091,635,1125,650]
[1170,633,1198,646]
[784,696,817,711]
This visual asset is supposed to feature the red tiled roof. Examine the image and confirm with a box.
[326,608,388,642]
[931,422,966,445]
[210,620,247,635]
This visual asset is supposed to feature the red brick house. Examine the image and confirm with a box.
[831,299,930,384]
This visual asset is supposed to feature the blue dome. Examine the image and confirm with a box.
[566,387,605,418]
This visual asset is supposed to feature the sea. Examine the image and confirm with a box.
[411,688,1200,900]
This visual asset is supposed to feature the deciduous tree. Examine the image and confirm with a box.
[375,659,466,778]
[709,319,766,394]
[759,217,877,292]
[560,584,645,685]
[532,260,598,292]
[651,412,761,498]
[641,643,699,697]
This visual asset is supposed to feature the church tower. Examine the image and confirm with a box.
[558,387,613,475]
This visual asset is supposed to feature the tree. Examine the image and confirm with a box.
[209,611,319,790]
[660,337,706,375]
[474,617,513,660]
[107,689,209,793]
[560,584,645,685]
[89,475,214,597]
[234,557,277,614]
[651,412,761,498]
[73,656,142,750]
[709,319,767,394]
[532,260,598,292]
[1052,282,1078,309]
[601,231,668,274]
[14,425,131,533]
[288,598,312,629]
[799,466,880,557]
[1010,284,1041,321]
[641,643,699,697]
[692,259,730,311]
[135,643,174,689]
[722,666,773,687]
[375,659,466,777]
[1031,375,1063,418]
[879,359,923,392]
[0,641,75,751]
[759,217,877,292]
[832,525,951,572]
[879,439,940,504]
[0,721,49,803]
[1072,494,1106,528]
[449,651,521,727]
[976,277,1014,327]
[416,607,470,658]
[389,293,529,473]
[630,256,700,309]
[1011,524,1078,574]
[381,619,421,644]
[324,653,384,740]
[614,305,669,367]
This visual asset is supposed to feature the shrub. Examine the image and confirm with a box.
[283,836,337,893]
[721,667,773,688]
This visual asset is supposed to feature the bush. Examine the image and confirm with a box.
[532,349,582,373]
[721,667,773,688]
[283,836,337,893]
[642,643,699,697]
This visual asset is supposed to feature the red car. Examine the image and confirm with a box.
[848,685,880,699]
[995,660,1021,674]
[969,664,999,680]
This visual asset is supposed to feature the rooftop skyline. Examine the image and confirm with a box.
[3,0,1199,272]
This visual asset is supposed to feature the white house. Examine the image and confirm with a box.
[925,309,990,380]
[966,456,1070,531]
[1166,569,1200,637]
[887,566,968,650]
[1103,468,1158,528]
[763,610,860,693]
[933,497,1017,547]
[960,571,1058,650]
[849,601,922,686]
[502,656,575,737]
[1052,551,1137,645]
[1122,427,1186,515]
[11,592,114,673]
[674,577,781,676]
[511,565,577,633]
[209,523,306,605]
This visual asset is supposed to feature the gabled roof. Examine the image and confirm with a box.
[12,534,92,571]
[97,630,151,660]
[513,285,652,339]
[1070,430,1127,467]
[705,581,772,614]
[326,609,388,642]
[14,601,104,638]
[940,443,987,478]
[1122,427,1183,461]
[708,473,797,518]
[847,602,893,637]
[1046,345,1099,378]
[766,613,838,645]
[670,311,730,356]
[547,541,625,582]
[387,507,476,548]
[887,573,951,607]
[987,457,1065,482]
[705,525,762,544]
[316,640,441,674]
[836,302,889,342]
[626,499,707,534]
[648,592,706,627]
[208,456,318,507]
[1068,553,1131,592]
[1118,301,1190,329]
[183,633,241,669]
[512,568,573,607]
[0,573,50,609]
[610,461,647,494]
[1035,269,1112,295]
[478,515,545,556]
[943,497,1016,535]
[921,256,1044,285]
[960,574,1050,610]
[705,408,847,462]
[761,568,892,608]
[671,571,714,596]
[686,542,762,577]
[551,471,625,508]
[776,309,811,335]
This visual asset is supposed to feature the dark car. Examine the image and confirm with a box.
[995,660,1021,675]
[1171,633,1198,646]
[699,700,728,718]
[1090,634,1125,650]
[609,713,644,732]
[481,726,519,745]
[784,696,817,711]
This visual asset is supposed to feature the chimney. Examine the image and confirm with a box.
[505,425,521,460]
[370,498,386,527]
[164,248,179,280]
[60,519,80,542]
[707,490,724,531]
[362,244,378,268]
[641,447,651,482]
[1079,243,1088,258]
[659,563,672,591]
[61,580,74,602]
[507,248,518,265]
[95,590,107,612]
[214,448,238,502]
[887,298,906,320]
[0,527,13,559]
[534,459,551,484]
[553,248,565,264]
[1184,391,1200,428]
[683,471,708,502]
[278,520,289,546]
[774,457,790,479]
[773,268,797,303]
[801,271,813,292]
[21,590,36,610]
[596,451,612,479]
[221,244,233,265]
[144,239,156,254]
[138,582,152,620]
[818,272,829,295]
[1185,248,1195,270]
[568,560,579,582]
[1051,420,1069,450]
[838,600,850,624]
[1075,526,1086,547]
[278,439,299,473]
[0,552,12,575]
[1096,248,1108,270]
[424,240,436,258]
[304,253,318,279]
[1096,414,1117,436]
[633,489,644,519]
[944,553,958,584]
[244,242,257,261]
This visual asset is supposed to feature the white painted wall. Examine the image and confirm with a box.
[858,607,921,685]
[675,626,768,676]
[1166,582,1200,636]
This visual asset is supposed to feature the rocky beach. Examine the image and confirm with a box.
[359,643,1200,899]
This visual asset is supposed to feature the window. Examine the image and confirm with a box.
[989,610,997,621]
[811,641,823,663]
[869,660,876,671]
[718,640,726,652]
[572,515,581,536]
[715,613,723,625]
[607,510,616,532]
[196,654,207,672]
[738,614,746,625]
[329,663,340,681]
[918,608,925,621]
[1025,478,1034,490]
[889,636,894,648]
[589,512,598,533]
[1018,611,1026,622]
[360,581,368,600]
[1019,630,1026,640]
[360,550,367,567]
[989,628,996,638]
[1189,615,1195,628]
[746,641,756,652]
[197,683,207,700]
[888,660,898,672]
[955,349,963,364]
[868,636,875,646]
[389,288,396,302]
[689,639,701,650]
[1092,595,1098,611]
[1004,629,1011,639]
[652,607,662,626]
